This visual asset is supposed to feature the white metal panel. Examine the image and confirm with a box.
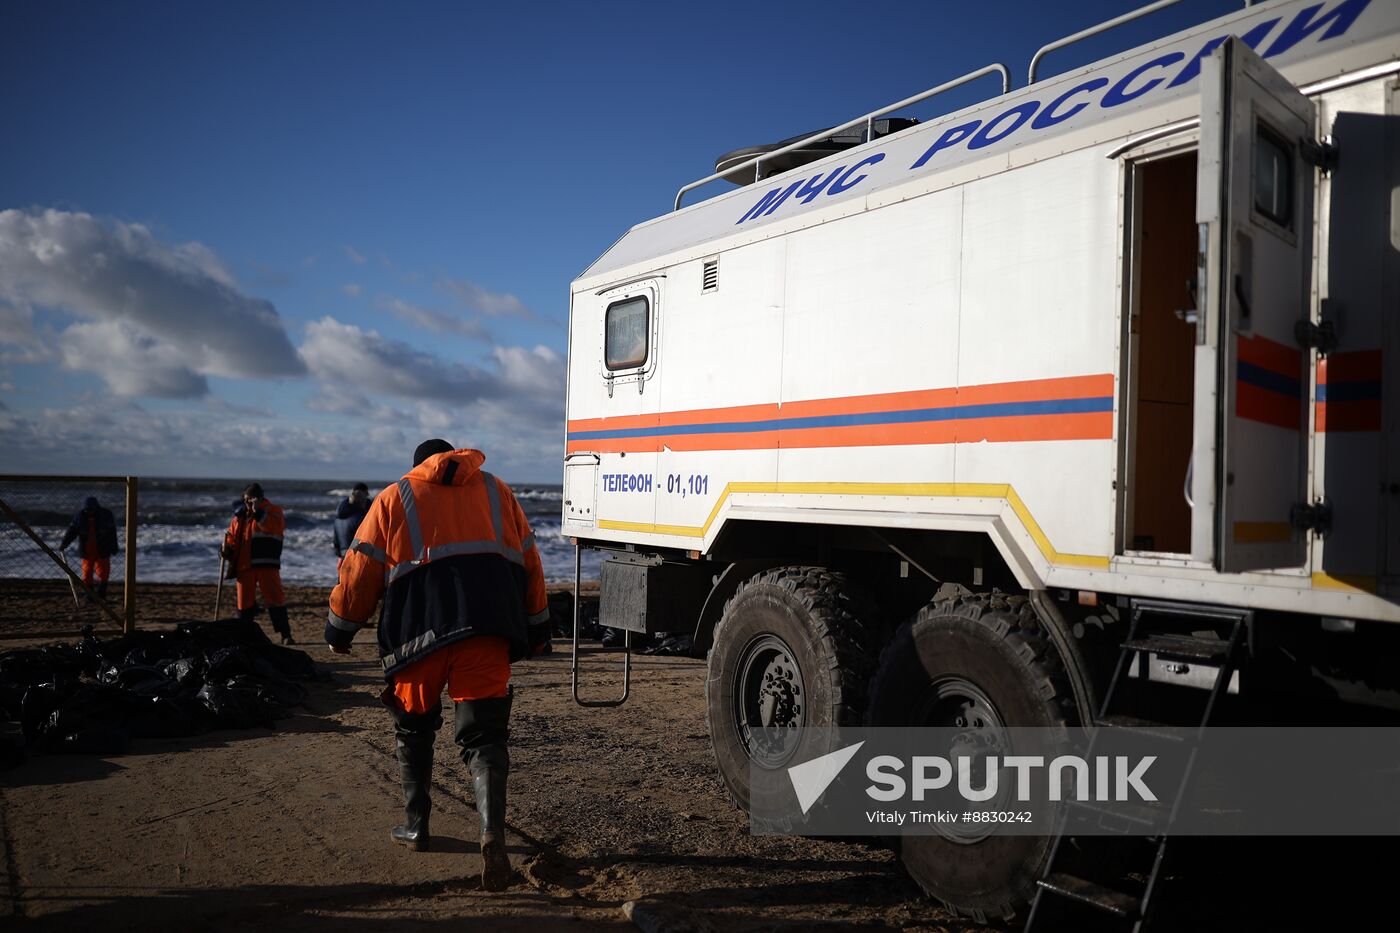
[651,239,787,535]
[776,192,964,488]
[955,439,1117,565]
[779,190,962,399]
[1314,80,1392,585]
[956,148,1120,387]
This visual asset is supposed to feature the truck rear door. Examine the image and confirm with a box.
[1192,36,1316,573]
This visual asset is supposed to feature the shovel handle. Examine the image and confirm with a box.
[214,555,226,621]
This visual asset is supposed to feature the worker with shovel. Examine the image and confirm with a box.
[59,496,119,601]
[222,482,294,644]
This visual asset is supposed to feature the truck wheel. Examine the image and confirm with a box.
[866,592,1071,924]
[705,567,875,825]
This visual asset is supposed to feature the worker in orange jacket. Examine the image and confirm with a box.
[222,482,294,644]
[326,439,549,891]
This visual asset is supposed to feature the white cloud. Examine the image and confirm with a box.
[0,302,37,346]
[305,385,407,423]
[299,317,564,470]
[57,320,208,398]
[380,295,488,340]
[342,245,366,265]
[493,344,565,401]
[0,208,305,396]
[301,316,496,403]
[342,283,363,298]
[438,276,535,318]
[0,399,409,476]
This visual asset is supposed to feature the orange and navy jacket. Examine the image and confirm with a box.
[60,505,119,557]
[223,498,285,573]
[326,449,550,676]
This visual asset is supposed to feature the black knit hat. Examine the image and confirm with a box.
[412,438,454,467]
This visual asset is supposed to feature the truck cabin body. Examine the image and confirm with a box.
[563,0,1400,920]
[565,0,1400,631]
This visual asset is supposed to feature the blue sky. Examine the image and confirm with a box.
[0,0,1244,483]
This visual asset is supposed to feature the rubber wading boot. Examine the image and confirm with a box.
[455,692,513,890]
[96,580,108,601]
[269,605,294,645]
[390,704,442,852]
[238,607,257,625]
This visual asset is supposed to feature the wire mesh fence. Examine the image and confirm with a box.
[0,475,136,637]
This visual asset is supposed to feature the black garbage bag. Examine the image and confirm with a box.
[178,617,271,648]
[20,684,67,743]
[221,673,306,709]
[601,627,655,649]
[203,646,254,682]
[115,666,178,698]
[1,617,320,758]
[197,683,277,729]
[547,591,574,638]
[250,643,319,682]
[36,683,138,752]
[644,633,695,657]
[161,657,202,690]
[577,597,604,639]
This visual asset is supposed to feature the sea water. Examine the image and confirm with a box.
[0,477,602,585]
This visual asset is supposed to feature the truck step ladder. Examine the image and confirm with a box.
[570,543,631,707]
[1024,599,1248,932]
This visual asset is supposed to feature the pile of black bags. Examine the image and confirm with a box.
[0,618,321,758]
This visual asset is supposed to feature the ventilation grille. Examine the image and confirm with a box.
[702,258,719,293]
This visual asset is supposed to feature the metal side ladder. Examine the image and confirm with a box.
[570,543,631,707]
[1025,600,1249,932]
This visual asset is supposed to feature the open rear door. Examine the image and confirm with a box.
[1193,36,1316,573]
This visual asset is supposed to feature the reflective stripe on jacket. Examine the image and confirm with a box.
[224,500,285,572]
[327,448,549,676]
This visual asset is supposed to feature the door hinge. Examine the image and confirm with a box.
[1290,500,1331,536]
[1294,317,1337,355]
[1301,136,1338,175]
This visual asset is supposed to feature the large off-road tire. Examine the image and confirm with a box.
[705,567,875,823]
[866,592,1072,924]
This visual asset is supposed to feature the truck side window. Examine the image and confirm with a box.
[605,296,649,370]
[1254,125,1292,227]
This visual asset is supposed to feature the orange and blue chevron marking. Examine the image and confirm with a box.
[1318,350,1382,433]
[566,374,1114,454]
[1236,334,1304,431]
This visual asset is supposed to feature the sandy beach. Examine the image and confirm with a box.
[0,582,958,931]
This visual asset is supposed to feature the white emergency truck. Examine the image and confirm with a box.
[563,0,1400,922]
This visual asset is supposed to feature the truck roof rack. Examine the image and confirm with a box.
[1027,0,1184,86]
[673,0,1231,212]
[673,62,1011,211]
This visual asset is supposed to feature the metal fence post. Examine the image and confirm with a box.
[125,475,137,634]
